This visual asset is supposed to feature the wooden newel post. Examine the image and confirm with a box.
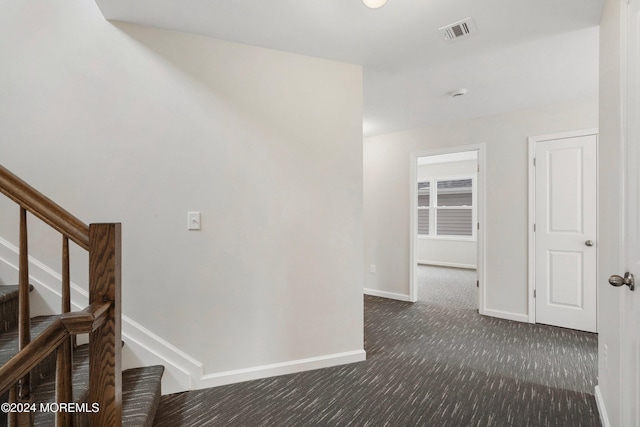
[88,224,122,427]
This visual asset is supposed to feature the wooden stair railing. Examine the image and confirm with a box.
[0,164,122,427]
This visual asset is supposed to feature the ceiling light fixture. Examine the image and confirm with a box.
[362,0,387,9]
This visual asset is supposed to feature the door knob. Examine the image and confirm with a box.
[585,240,594,246]
[608,272,635,291]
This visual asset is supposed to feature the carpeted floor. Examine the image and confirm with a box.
[154,266,600,426]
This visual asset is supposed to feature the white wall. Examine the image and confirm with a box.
[417,159,477,181]
[417,239,476,269]
[417,159,477,268]
[0,0,364,394]
[596,0,624,425]
[364,98,598,318]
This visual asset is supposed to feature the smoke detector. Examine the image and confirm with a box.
[439,17,477,41]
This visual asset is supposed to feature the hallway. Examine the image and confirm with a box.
[155,266,599,426]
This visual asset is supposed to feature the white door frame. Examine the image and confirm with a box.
[409,143,486,313]
[527,128,599,324]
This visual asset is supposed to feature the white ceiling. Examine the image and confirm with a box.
[96,0,604,136]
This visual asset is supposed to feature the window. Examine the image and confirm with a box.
[417,182,430,235]
[417,177,475,238]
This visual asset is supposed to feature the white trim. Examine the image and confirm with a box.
[120,314,204,392]
[198,350,366,389]
[0,237,89,313]
[0,237,201,394]
[363,288,412,302]
[417,174,476,240]
[417,235,477,242]
[482,308,529,323]
[527,128,599,326]
[527,136,536,324]
[417,173,476,181]
[0,237,367,395]
[595,385,612,427]
[477,146,486,315]
[417,151,477,165]
[417,260,476,270]
[410,144,486,313]
[409,154,418,303]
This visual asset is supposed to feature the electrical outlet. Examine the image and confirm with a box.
[370,264,376,274]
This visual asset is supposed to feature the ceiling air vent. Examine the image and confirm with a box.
[439,17,476,41]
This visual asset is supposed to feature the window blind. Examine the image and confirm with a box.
[436,209,472,236]
[417,178,474,237]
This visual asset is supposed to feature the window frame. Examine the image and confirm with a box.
[417,174,477,241]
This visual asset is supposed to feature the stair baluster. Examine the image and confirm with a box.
[55,236,73,426]
[0,164,161,427]
[13,207,33,426]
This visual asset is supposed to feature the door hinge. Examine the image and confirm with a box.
[534,289,536,298]
[477,222,480,230]
[533,157,536,166]
[533,223,536,232]
[477,165,480,173]
[476,280,479,288]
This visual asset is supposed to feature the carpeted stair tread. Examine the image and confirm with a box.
[0,286,19,305]
[0,285,33,304]
[122,365,165,427]
[31,344,90,427]
[0,335,84,427]
[0,287,164,425]
[0,285,34,333]
[28,351,163,426]
[0,315,59,368]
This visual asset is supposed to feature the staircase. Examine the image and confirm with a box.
[0,165,164,426]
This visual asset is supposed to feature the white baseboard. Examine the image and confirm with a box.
[417,260,477,269]
[198,350,366,390]
[594,385,611,427]
[0,238,89,315]
[120,314,203,393]
[0,236,199,394]
[0,237,367,395]
[482,308,529,323]
[363,288,412,302]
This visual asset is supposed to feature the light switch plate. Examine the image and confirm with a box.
[188,212,201,230]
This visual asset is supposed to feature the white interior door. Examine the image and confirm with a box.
[534,134,597,332]
[619,0,640,423]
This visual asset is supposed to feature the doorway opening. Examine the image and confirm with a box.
[409,145,486,312]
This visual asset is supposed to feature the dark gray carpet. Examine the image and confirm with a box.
[0,285,164,427]
[154,266,600,426]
